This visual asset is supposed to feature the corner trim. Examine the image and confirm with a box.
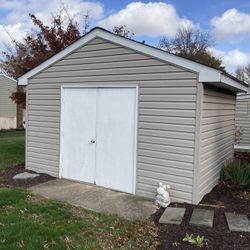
[192,82,204,204]
[25,87,28,170]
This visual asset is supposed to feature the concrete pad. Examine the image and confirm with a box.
[13,172,40,180]
[28,179,156,220]
[190,208,214,227]
[225,213,250,232]
[159,207,186,224]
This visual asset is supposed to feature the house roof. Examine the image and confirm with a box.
[237,89,250,99]
[18,27,249,92]
[0,74,16,83]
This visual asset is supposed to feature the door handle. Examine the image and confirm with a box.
[90,140,95,144]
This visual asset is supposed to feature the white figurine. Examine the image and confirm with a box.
[155,182,171,208]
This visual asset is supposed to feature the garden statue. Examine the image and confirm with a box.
[155,182,171,208]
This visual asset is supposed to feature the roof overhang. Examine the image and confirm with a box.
[203,74,249,92]
[18,27,249,92]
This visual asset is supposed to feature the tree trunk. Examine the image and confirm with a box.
[16,86,24,128]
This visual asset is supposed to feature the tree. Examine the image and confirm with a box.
[159,27,225,71]
[113,25,134,38]
[1,12,85,108]
[235,64,250,85]
[1,14,81,79]
[1,10,134,108]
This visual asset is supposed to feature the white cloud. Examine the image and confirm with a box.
[97,2,194,37]
[211,8,250,42]
[0,23,28,45]
[0,0,104,45]
[210,47,250,72]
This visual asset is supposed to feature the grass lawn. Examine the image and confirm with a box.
[0,188,157,250]
[0,130,25,170]
[0,130,157,249]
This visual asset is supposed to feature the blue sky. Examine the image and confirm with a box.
[0,0,250,73]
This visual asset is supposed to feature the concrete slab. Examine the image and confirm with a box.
[28,179,156,220]
[159,207,186,224]
[225,213,250,232]
[190,208,214,227]
[13,172,40,180]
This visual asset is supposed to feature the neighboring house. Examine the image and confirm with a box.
[18,27,248,204]
[235,91,250,149]
[0,74,17,129]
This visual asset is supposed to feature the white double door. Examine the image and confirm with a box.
[61,87,137,194]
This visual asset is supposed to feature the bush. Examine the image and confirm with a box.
[183,233,206,247]
[220,160,250,189]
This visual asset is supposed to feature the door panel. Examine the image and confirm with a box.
[61,87,96,183]
[95,88,136,193]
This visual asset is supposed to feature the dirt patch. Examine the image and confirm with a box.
[154,185,250,249]
[0,164,55,188]
[201,183,250,214]
[234,150,250,162]
[27,194,47,204]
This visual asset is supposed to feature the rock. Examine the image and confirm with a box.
[13,172,40,180]
[159,207,186,224]
[225,212,250,232]
[190,208,214,227]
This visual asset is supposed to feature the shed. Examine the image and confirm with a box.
[18,27,248,204]
[0,74,17,129]
[235,91,250,149]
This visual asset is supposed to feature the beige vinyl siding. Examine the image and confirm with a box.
[235,97,250,145]
[27,37,198,202]
[198,85,235,202]
[0,75,16,117]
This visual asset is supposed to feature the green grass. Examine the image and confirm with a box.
[0,188,157,250]
[0,130,25,170]
[0,131,157,248]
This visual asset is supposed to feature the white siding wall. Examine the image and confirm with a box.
[0,75,16,117]
[235,97,250,145]
[27,38,198,202]
[0,75,17,129]
[198,85,235,201]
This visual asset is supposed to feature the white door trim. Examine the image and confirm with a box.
[59,83,139,194]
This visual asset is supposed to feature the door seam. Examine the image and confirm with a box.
[93,88,98,185]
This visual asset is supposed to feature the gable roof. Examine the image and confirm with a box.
[0,74,16,83]
[18,27,249,92]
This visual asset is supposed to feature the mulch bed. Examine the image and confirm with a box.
[0,164,55,188]
[234,150,250,162]
[154,184,250,250]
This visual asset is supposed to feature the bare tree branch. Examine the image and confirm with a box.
[159,27,224,71]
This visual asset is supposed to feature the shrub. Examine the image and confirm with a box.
[183,233,206,247]
[220,160,250,189]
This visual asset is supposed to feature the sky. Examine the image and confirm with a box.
[0,0,250,73]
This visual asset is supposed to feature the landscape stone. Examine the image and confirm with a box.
[225,212,250,232]
[13,172,40,180]
[159,207,186,224]
[190,208,214,227]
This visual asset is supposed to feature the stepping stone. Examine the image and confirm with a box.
[190,208,214,227]
[225,212,250,232]
[13,172,40,180]
[159,207,186,224]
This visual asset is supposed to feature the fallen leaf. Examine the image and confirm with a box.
[43,241,49,250]
[51,239,56,245]
[17,240,25,248]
